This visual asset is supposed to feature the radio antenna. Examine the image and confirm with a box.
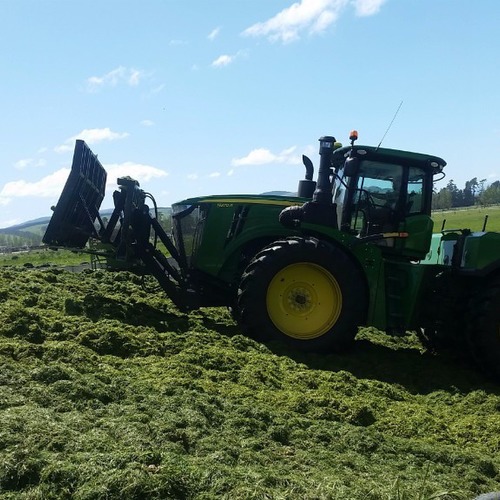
[376,100,403,150]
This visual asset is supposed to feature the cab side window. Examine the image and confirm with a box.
[406,168,425,214]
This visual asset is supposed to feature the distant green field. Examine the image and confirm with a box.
[432,205,500,233]
[0,248,91,268]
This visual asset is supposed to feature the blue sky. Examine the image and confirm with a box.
[1,0,499,228]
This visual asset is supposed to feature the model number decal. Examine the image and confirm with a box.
[217,203,234,208]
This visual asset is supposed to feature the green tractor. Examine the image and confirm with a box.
[43,134,500,377]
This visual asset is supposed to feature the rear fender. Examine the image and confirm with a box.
[460,232,500,276]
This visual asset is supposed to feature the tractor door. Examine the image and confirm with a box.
[397,166,435,260]
[339,159,434,260]
[342,160,405,237]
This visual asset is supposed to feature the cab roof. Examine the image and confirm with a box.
[332,145,446,173]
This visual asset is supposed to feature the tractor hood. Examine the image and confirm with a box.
[172,193,305,209]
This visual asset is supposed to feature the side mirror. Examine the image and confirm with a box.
[344,156,360,177]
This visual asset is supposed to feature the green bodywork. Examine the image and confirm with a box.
[174,195,303,279]
[425,230,500,270]
[170,196,424,332]
[169,144,498,334]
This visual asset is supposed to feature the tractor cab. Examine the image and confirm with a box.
[332,142,446,260]
[280,134,445,260]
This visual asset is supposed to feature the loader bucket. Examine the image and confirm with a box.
[43,140,107,248]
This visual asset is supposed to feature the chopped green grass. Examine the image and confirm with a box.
[1,268,499,499]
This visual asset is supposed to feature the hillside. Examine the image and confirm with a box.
[1,267,499,499]
[0,208,172,249]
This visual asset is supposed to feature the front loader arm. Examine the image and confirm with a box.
[129,208,199,310]
[43,140,198,311]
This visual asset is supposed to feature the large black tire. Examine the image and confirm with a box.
[466,276,500,380]
[237,237,367,352]
[418,273,469,353]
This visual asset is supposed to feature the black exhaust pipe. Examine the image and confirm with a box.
[297,155,316,198]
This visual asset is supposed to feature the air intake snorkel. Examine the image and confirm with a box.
[313,136,337,205]
[280,135,340,229]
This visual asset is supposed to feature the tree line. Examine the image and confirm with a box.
[432,178,500,210]
[0,230,43,249]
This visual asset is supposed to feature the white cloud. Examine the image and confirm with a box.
[54,144,74,154]
[75,128,129,144]
[0,161,167,207]
[211,54,235,67]
[242,0,385,43]
[85,66,145,92]
[14,158,47,170]
[208,172,221,178]
[312,9,337,32]
[141,119,155,127]
[231,146,301,166]
[208,27,221,41]
[211,50,247,67]
[352,0,386,16]
[0,168,71,202]
[128,69,142,86]
[232,148,276,166]
[14,158,33,170]
[105,162,168,187]
[187,174,199,180]
[55,128,129,153]
[281,145,299,157]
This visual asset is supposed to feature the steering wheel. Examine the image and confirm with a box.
[357,190,398,235]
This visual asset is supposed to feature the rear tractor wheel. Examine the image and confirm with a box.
[466,276,500,380]
[237,237,367,352]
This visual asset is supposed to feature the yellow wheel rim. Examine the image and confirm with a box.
[266,262,342,340]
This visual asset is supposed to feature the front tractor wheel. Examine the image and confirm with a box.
[237,237,367,352]
[266,262,342,340]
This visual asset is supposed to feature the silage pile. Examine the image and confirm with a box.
[0,267,499,499]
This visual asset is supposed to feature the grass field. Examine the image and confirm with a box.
[1,267,500,499]
[432,205,500,233]
[0,249,91,269]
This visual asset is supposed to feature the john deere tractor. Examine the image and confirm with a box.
[43,134,500,377]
